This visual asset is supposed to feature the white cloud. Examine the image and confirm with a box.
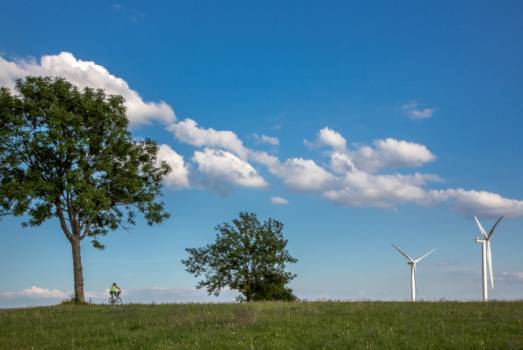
[1,286,67,299]
[298,127,523,217]
[168,121,335,193]
[400,101,435,120]
[251,151,336,193]
[430,189,523,218]
[255,134,522,215]
[274,158,335,192]
[323,171,438,208]
[2,52,519,217]
[169,119,249,158]
[410,108,434,119]
[157,144,190,189]
[253,133,279,146]
[192,148,267,190]
[249,150,281,170]
[329,151,355,175]
[499,272,523,283]
[304,131,440,207]
[307,127,347,152]
[351,138,436,172]
[0,52,175,126]
[307,129,435,173]
[21,286,67,298]
[167,121,338,194]
[0,287,239,307]
[271,196,289,205]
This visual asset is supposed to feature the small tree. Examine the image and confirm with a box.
[0,77,171,303]
[183,212,298,301]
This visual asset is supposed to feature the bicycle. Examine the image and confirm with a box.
[108,294,123,305]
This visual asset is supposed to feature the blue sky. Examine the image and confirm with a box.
[1,0,523,307]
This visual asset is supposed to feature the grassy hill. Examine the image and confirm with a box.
[1,301,522,349]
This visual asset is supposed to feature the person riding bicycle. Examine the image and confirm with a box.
[109,282,121,303]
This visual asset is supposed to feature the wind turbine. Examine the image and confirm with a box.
[392,245,435,302]
[473,216,503,302]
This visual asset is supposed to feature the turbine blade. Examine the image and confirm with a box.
[415,249,436,263]
[392,244,414,262]
[487,216,503,240]
[487,241,494,289]
[474,216,488,238]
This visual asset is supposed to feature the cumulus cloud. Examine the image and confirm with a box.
[169,119,249,158]
[168,121,336,194]
[351,138,436,172]
[329,151,356,175]
[192,148,267,191]
[271,196,289,205]
[307,127,347,151]
[430,189,523,218]
[275,158,335,192]
[323,172,439,208]
[0,52,175,125]
[308,129,435,172]
[157,144,190,189]
[253,133,279,146]
[400,101,435,120]
[299,126,523,216]
[321,157,523,216]
[251,151,336,193]
[249,150,281,170]
[1,286,67,299]
[168,120,523,217]
[2,51,519,216]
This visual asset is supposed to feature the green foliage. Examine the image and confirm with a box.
[183,212,298,301]
[0,76,170,247]
[1,302,522,349]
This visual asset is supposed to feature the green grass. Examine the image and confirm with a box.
[1,301,522,349]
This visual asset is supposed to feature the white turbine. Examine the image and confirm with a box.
[392,245,435,302]
[473,216,503,302]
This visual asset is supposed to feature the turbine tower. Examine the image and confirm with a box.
[392,245,435,302]
[473,216,503,302]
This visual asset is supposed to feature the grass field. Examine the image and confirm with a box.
[1,301,522,349]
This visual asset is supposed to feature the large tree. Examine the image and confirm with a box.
[183,212,298,301]
[0,77,171,303]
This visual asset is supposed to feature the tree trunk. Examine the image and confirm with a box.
[70,238,85,303]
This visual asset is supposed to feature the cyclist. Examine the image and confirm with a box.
[109,282,121,303]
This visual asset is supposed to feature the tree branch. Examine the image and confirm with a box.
[54,198,73,241]
[80,217,92,240]
[65,190,81,238]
